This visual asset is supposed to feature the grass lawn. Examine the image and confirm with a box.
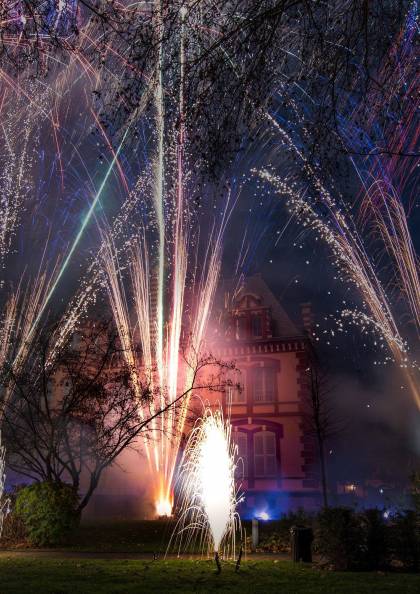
[0,558,418,594]
[70,520,177,553]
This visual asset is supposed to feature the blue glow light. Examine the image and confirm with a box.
[256,511,269,521]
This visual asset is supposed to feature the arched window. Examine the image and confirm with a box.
[254,431,277,477]
[233,431,248,479]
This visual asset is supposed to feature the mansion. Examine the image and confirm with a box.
[208,274,319,516]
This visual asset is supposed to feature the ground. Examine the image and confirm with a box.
[1,520,419,593]
[0,557,419,594]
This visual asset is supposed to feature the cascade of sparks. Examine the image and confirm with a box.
[359,186,420,336]
[260,115,419,408]
[0,259,64,409]
[171,407,241,558]
[256,5,419,408]
[100,187,232,514]
[98,4,238,515]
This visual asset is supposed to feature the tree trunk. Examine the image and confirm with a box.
[76,474,99,514]
[317,434,328,508]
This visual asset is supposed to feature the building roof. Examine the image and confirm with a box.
[219,273,301,338]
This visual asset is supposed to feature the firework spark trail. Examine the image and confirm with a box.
[260,115,419,409]
[98,129,233,517]
[0,80,85,405]
[49,168,152,366]
[128,233,164,472]
[23,124,130,348]
[169,188,239,491]
[140,1,243,507]
[0,40,137,355]
[103,175,231,514]
[155,4,189,510]
[0,5,157,504]
[261,162,419,407]
[0,256,62,413]
[153,0,166,397]
[339,6,420,336]
[0,290,21,378]
[170,407,241,559]
[0,72,147,386]
[130,234,153,372]
[100,228,169,468]
[100,232,136,375]
[359,182,420,335]
[154,0,167,483]
[0,93,37,272]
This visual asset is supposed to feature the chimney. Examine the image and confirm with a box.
[300,302,314,336]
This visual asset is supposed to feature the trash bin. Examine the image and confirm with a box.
[290,525,313,562]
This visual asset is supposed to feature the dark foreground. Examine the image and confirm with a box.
[0,558,418,594]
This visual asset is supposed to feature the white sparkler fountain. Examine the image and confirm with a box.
[197,414,233,555]
[171,407,242,572]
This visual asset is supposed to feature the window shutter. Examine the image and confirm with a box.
[251,315,263,338]
[254,431,277,477]
[265,369,276,402]
[253,369,264,402]
[264,432,277,475]
[254,432,264,455]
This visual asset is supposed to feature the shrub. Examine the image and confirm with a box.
[361,509,389,570]
[15,481,79,547]
[315,507,365,570]
[257,510,314,553]
[257,530,288,553]
[411,472,420,515]
[0,487,27,546]
[388,510,420,572]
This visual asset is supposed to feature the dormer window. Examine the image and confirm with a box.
[230,292,273,341]
[235,316,248,340]
[236,294,262,310]
[251,314,263,338]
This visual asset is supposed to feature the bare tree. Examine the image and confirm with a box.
[302,343,341,508]
[0,1,414,170]
[1,320,234,515]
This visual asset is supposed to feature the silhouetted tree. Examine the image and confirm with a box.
[302,344,341,508]
[0,1,414,171]
[1,320,234,514]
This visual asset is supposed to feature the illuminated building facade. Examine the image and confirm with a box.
[211,274,319,517]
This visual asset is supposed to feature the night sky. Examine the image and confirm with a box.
[0,1,419,496]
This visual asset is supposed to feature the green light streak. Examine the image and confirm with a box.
[25,126,130,343]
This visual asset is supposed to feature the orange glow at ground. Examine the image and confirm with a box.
[155,496,173,517]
